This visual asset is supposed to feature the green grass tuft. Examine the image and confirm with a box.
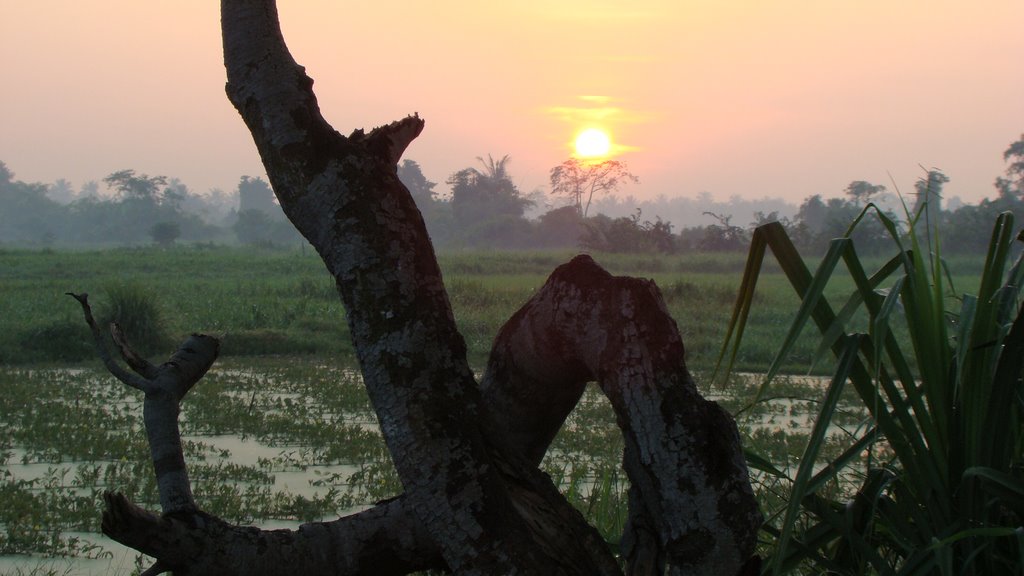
[99,282,170,357]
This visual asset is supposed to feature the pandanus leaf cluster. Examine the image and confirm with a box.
[718,201,1024,574]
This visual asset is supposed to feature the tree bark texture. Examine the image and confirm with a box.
[79,1,761,574]
[481,256,760,575]
[218,1,619,573]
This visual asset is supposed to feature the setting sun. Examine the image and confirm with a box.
[574,128,612,158]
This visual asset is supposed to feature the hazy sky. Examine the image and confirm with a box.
[2,1,1022,205]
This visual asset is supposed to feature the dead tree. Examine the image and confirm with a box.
[70,1,761,573]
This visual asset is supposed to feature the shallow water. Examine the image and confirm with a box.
[1,363,861,574]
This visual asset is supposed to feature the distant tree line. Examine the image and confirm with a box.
[693,134,1024,257]
[0,163,299,248]
[404,134,1024,256]
[2,133,1021,253]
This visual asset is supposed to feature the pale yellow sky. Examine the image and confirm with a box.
[1,1,1022,204]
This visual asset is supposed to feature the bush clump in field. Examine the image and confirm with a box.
[99,283,170,356]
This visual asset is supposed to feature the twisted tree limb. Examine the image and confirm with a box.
[100,492,441,576]
[75,255,761,575]
[70,292,446,574]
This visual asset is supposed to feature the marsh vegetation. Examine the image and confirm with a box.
[0,240,1016,574]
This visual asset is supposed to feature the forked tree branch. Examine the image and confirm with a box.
[110,322,159,379]
[67,292,150,391]
[69,292,219,514]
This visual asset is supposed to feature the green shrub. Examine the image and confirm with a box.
[720,207,1024,574]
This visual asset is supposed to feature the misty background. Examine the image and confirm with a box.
[2,132,1022,256]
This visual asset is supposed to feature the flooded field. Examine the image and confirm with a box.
[0,359,870,575]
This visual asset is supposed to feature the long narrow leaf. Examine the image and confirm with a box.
[828,467,896,573]
[763,238,849,387]
[771,334,861,574]
[712,225,768,386]
[983,302,1024,469]
[811,253,905,375]
[804,426,880,496]
[743,447,788,479]
[872,276,906,377]
[963,466,1024,517]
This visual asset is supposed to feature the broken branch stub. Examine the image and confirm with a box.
[481,255,762,575]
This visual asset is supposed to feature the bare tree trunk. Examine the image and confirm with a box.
[216,1,620,573]
[72,1,761,574]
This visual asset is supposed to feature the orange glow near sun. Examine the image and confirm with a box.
[574,128,612,159]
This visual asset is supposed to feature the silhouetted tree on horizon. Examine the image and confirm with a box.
[549,158,638,218]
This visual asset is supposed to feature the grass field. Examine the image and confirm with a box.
[1,246,769,367]
[1,244,967,372]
